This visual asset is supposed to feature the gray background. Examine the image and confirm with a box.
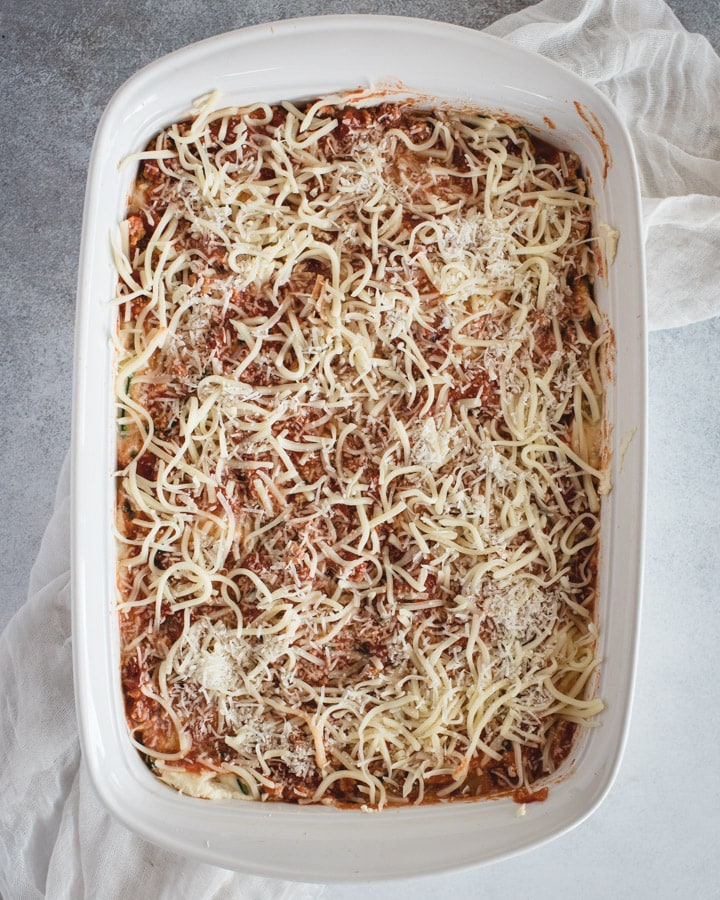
[1,2,719,898]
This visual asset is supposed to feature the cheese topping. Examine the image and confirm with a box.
[115,95,607,809]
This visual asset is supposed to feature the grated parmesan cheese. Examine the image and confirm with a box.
[114,95,608,810]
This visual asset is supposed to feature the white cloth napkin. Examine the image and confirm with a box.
[487,0,720,330]
[2,2,719,898]
[0,459,324,900]
[0,460,324,900]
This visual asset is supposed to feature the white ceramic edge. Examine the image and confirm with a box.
[71,14,647,883]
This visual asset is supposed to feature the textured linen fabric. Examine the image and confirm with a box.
[486,0,720,329]
[1,1,718,898]
[0,459,324,900]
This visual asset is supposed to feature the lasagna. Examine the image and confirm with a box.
[113,93,608,809]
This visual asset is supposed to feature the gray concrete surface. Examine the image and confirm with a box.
[1,2,719,897]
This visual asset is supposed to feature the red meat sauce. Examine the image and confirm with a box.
[116,99,597,808]
[119,471,583,800]
[122,595,577,805]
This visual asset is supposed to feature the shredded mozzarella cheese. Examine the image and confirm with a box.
[115,95,608,809]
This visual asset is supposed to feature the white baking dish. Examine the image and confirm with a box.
[72,14,646,881]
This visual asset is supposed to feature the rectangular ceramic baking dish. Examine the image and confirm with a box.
[72,14,646,882]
